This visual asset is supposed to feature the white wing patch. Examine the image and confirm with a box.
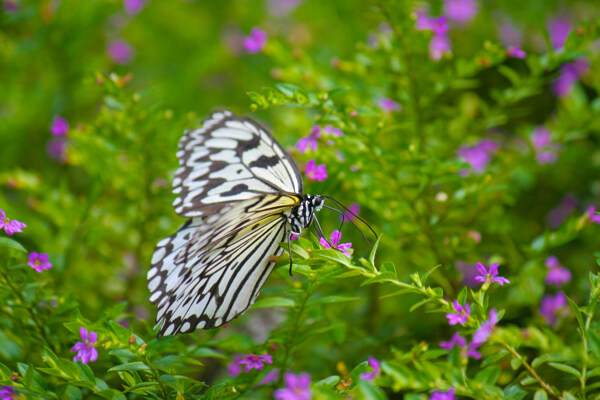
[173,111,303,218]
[148,195,300,336]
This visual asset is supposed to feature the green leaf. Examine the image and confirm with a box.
[368,236,380,270]
[475,366,500,385]
[314,375,340,388]
[307,295,361,306]
[421,264,441,285]
[531,353,571,369]
[503,384,528,400]
[361,271,397,286]
[0,237,27,252]
[252,297,295,309]
[64,385,83,400]
[566,297,585,336]
[191,348,226,359]
[548,362,581,378]
[108,362,151,372]
[533,390,548,400]
[310,249,351,266]
[358,381,388,400]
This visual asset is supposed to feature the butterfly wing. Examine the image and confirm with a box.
[147,194,300,336]
[173,110,303,218]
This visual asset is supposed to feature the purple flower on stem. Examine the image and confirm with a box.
[457,139,499,175]
[274,372,312,400]
[446,300,471,325]
[341,203,360,223]
[359,357,380,380]
[472,309,499,345]
[379,98,402,112]
[227,354,243,377]
[430,387,456,400]
[238,354,273,373]
[320,230,352,257]
[305,160,327,181]
[553,58,590,98]
[444,0,478,24]
[124,0,146,15]
[0,386,16,400]
[322,125,343,137]
[296,126,321,153]
[549,17,571,50]
[243,27,267,53]
[506,45,526,59]
[545,256,571,287]
[588,206,600,224]
[256,368,280,386]
[50,116,69,136]
[28,252,52,273]
[0,209,26,235]
[540,292,568,325]
[428,15,449,35]
[474,263,510,287]
[440,333,466,350]
[429,35,451,61]
[107,39,135,64]
[71,327,99,364]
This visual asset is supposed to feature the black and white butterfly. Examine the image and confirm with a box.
[147,110,369,337]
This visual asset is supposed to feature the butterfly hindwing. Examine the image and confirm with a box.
[173,111,303,218]
[147,194,301,336]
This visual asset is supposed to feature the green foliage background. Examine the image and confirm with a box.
[2,0,600,399]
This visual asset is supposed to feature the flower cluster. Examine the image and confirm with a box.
[239,353,273,373]
[0,386,16,400]
[296,125,343,153]
[305,160,327,181]
[553,58,589,98]
[0,209,26,235]
[415,11,451,61]
[446,300,470,325]
[274,372,311,400]
[540,292,568,325]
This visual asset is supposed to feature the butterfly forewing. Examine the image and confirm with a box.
[148,194,301,336]
[173,111,303,218]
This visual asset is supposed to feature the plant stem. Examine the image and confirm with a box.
[500,341,561,399]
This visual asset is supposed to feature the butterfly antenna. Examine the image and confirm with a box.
[323,204,346,233]
[312,213,332,248]
[323,196,377,246]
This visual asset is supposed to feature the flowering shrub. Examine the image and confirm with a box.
[2,0,600,399]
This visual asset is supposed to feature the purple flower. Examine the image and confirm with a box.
[379,98,402,112]
[290,234,299,241]
[322,125,343,137]
[540,292,568,325]
[107,39,135,64]
[444,0,478,24]
[549,16,571,50]
[430,387,456,400]
[47,137,68,162]
[472,309,499,345]
[257,368,280,386]
[0,209,27,235]
[320,230,352,257]
[588,206,600,224]
[124,0,146,15]
[440,333,481,359]
[296,126,321,153]
[474,263,510,287]
[498,17,522,47]
[428,16,449,36]
[341,203,360,223]
[359,357,380,380]
[0,386,16,400]
[553,58,590,97]
[457,139,499,174]
[506,45,526,59]
[227,354,243,377]
[243,27,267,53]
[547,195,577,228]
[429,35,452,61]
[268,0,302,17]
[28,252,52,273]
[305,159,327,181]
[50,116,69,136]
[440,333,466,350]
[238,354,273,373]
[532,127,551,148]
[531,126,559,164]
[446,300,471,325]
[71,327,99,364]
[274,372,312,400]
[545,256,571,287]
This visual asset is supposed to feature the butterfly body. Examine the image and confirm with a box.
[148,110,323,337]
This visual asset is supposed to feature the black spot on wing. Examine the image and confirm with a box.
[221,183,249,197]
[249,155,283,169]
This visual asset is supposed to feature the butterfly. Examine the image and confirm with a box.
[147,110,368,337]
